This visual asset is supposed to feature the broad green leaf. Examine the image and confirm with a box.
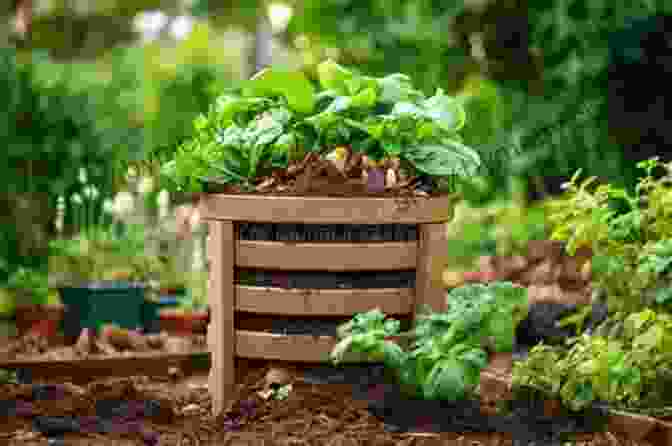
[574,381,595,405]
[376,73,420,104]
[424,359,467,401]
[457,347,488,370]
[269,107,292,125]
[212,96,266,127]
[656,287,672,305]
[391,102,423,117]
[244,68,316,114]
[397,359,422,398]
[336,319,355,339]
[381,341,406,369]
[624,309,656,338]
[422,89,467,132]
[383,318,401,336]
[305,111,340,131]
[344,78,363,96]
[194,114,208,131]
[274,132,296,154]
[633,324,664,351]
[324,96,352,113]
[353,332,384,351]
[486,314,516,352]
[253,123,284,147]
[383,141,402,156]
[351,87,378,108]
[343,118,370,134]
[316,59,354,96]
[330,336,354,364]
[403,141,481,178]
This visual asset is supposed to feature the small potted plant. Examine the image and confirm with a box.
[49,223,155,341]
[158,271,209,336]
[141,257,189,333]
[155,255,188,297]
[7,267,64,337]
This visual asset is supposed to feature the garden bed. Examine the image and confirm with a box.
[0,363,657,446]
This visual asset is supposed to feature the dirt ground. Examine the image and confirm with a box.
[0,360,652,446]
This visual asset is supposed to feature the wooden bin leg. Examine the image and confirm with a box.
[207,220,236,417]
[415,223,448,317]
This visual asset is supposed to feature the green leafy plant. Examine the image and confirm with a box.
[331,282,528,401]
[162,60,482,193]
[5,267,50,306]
[544,157,672,313]
[0,369,17,385]
[0,48,134,281]
[513,308,672,415]
[178,271,209,311]
[48,224,160,285]
[445,185,548,270]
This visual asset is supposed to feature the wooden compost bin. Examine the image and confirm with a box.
[200,194,456,416]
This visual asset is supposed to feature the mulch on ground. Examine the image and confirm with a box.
[0,361,653,446]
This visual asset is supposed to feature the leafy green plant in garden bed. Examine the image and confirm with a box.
[544,157,672,314]
[331,282,528,401]
[513,307,672,416]
[445,188,548,271]
[161,59,482,194]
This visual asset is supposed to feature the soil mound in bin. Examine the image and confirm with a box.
[239,223,418,242]
[237,223,419,290]
[237,269,416,290]
[238,315,412,337]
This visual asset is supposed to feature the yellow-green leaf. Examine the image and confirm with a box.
[244,68,316,114]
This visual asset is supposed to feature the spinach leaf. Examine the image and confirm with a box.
[244,68,316,114]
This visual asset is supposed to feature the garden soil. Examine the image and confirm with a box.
[0,331,207,362]
[0,363,653,446]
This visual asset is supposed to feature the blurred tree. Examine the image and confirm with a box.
[13,0,179,59]
[0,48,133,280]
[283,0,672,194]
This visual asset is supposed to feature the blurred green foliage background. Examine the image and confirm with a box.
[1,0,671,279]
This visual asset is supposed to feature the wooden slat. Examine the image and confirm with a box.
[236,330,334,362]
[199,194,456,224]
[0,351,210,382]
[207,221,236,417]
[235,286,413,316]
[236,240,417,271]
[233,329,383,363]
[414,223,449,315]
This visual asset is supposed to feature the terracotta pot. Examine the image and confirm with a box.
[14,303,64,337]
[158,287,186,296]
[159,309,209,336]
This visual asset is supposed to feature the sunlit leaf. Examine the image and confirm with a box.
[244,68,316,114]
